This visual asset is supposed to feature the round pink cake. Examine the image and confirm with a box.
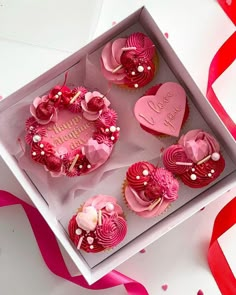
[25,85,120,177]
[68,195,127,253]
[163,129,225,188]
[124,161,179,218]
[101,32,158,89]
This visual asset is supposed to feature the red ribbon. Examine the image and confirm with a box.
[0,190,149,295]
[208,197,236,295]
[206,1,236,139]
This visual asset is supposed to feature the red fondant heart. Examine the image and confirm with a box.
[134,82,187,137]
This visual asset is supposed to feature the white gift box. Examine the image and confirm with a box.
[0,7,235,284]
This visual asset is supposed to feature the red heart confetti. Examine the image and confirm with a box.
[197,290,204,295]
[164,32,169,38]
[161,284,168,291]
[139,249,146,254]
[112,21,117,26]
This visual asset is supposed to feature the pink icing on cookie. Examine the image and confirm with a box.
[134,82,186,137]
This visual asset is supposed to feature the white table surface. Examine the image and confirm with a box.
[0,1,235,294]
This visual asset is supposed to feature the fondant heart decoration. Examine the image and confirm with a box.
[134,82,187,137]
[76,206,98,231]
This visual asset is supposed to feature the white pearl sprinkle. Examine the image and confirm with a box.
[191,168,195,172]
[32,152,36,156]
[58,91,62,96]
[116,127,120,131]
[90,245,94,249]
[105,203,114,212]
[111,136,115,140]
[29,126,34,130]
[142,169,149,176]
[208,173,212,177]
[41,151,45,155]
[105,128,109,133]
[211,169,215,173]
[136,176,140,180]
[54,94,59,99]
[75,229,82,235]
[110,126,116,132]
[134,83,139,88]
[33,135,41,143]
[40,143,44,148]
[79,165,83,169]
[190,174,197,180]
[87,164,91,169]
[137,65,144,72]
[211,152,220,161]
[147,66,151,70]
[144,181,147,186]
[131,71,135,75]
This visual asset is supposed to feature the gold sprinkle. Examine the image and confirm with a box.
[197,155,211,165]
[70,91,81,104]
[148,197,161,211]
[69,154,79,172]
[112,64,123,74]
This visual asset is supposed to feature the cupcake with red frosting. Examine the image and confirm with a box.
[163,129,225,188]
[123,162,179,218]
[68,195,127,253]
[101,32,158,89]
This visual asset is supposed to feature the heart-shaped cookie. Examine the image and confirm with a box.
[134,82,187,137]
[76,206,98,231]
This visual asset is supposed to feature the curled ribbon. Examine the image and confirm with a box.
[207,0,236,139]
[0,190,149,295]
[208,197,236,295]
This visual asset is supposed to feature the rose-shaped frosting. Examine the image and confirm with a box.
[163,145,192,175]
[95,213,127,248]
[126,161,155,191]
[180,157,225,188]
[30,95,58,125]
[81,91,110,121]
[126,32,155,60]
[101,32,157,88]
[125,165,179,218]
[178,129,220,163]
[68,195,127,253]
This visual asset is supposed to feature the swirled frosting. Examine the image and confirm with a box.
[126,161,155,191]
[68,195,127,253]
[162,129,225,188]
[101,32,157,88]
[125,164,179,218]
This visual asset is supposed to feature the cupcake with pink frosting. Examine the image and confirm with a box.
[163,129,225,188]
[101,32,158,89]
[123,162,179,218]
[68,195,127,253]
